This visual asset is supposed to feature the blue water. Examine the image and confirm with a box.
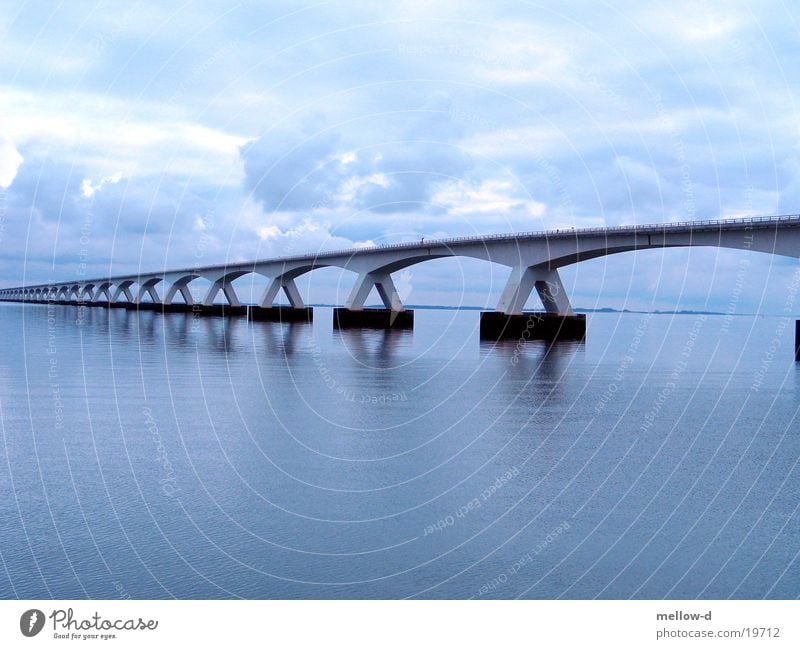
[0,302,798,599]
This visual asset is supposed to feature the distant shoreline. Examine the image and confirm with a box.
[309,304,763,316]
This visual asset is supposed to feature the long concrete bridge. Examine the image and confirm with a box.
[2,214,800,343]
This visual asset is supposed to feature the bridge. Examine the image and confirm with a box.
[2,214,800,347]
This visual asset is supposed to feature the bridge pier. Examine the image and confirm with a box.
[92,282,113,304]
[111,282,135,303]
[249,305,313,322]
[125,301,159,311]
[123,302,247,316]
[482,266,584,341]
[203,278,241,307]
[335,270,412,329]
[252,276,313,321]
[164,282,194,306]
[194,304,247,316]
[479,311,586,341]
[796,321,800,362]
[497,266,574,316]
[135,280,162,305]
[333,307,413,329]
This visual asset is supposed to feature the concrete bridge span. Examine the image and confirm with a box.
[2,214,800,341]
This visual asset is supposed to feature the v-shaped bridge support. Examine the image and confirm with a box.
[345,271,404,311]
[497,266,573,315]
[260,277,306,308]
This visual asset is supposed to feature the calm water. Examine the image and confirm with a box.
[0,302,798,599]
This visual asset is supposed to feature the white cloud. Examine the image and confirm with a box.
[0,87,251,185]
[460,108,735,160]
[257,224,281,240]
[432,179,545,217]
[80,173,123,198]
[0,139,23,189]
[615,155,663,188]
[683,14,738,41]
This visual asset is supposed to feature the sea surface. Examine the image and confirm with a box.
[0,302,798,599]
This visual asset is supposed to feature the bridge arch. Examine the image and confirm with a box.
[542,239,798,270]
[78,284,95,301]
[251,263,337,308]
[110,280,135,302]
[198,270,250,307]
[135,277,164,304]
[92,282,113,303]
[162,273,203,305]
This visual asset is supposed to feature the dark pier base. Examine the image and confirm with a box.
[248,306,313,322]
[123,302,247,316]
[480,311,586,341]
[796,320,800,362]
[124,302,159,311]
[109,301,195,312]
[80,301,133,308]
[195,304,247,317]
[333,308,414,329]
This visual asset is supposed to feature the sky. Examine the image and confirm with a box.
[1,0,800,311]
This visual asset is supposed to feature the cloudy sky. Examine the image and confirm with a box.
[1,0,799,310]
